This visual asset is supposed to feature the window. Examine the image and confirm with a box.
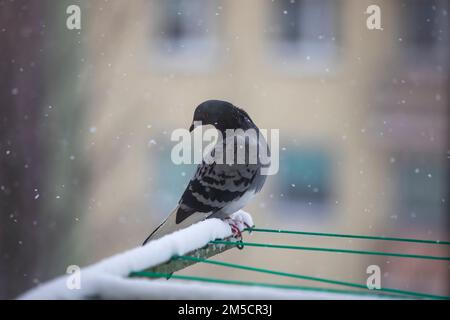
[274,147,333,217]
[392,154,446,228]
[152,0,219,70]
[270,0,340,71]
[400,0,449,64]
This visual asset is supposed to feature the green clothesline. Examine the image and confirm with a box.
[210,240,450,261]
[130,269,448,300]
[129,271,405,299]
[245,228,450,245]
[131,226,450,300]
[173,255,450,300]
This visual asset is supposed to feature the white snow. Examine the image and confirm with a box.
[19,211,249,299]
[27,275,385,300]
[18,210,391,300]
[229,210,254,230]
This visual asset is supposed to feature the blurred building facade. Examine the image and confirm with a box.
[1,0,447,298]
[77,0,448,295]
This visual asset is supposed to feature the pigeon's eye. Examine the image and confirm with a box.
[203,112,209,119]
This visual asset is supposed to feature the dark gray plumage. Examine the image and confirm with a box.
[143,100,269,244]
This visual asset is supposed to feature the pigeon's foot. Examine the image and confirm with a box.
[224,210,255,240]
[225,218,243,240]
[229,210,254,230]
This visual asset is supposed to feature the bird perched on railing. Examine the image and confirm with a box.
[143,100,270,244]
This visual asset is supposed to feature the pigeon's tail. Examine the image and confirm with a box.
[142,220,164,245]
[143,205,217,245]
[143,206,204,245]
[143,206,179,245]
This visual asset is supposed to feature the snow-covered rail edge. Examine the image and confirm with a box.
[19,211,242,299]
[18,210,384,300]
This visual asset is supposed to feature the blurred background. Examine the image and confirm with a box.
[0,0,448,299]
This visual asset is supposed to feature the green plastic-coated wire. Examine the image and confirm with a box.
[129,271,412,299]
[174,255,450,300]
[130,270,449,300]
[209,240,450,261]
[245,228,450,245]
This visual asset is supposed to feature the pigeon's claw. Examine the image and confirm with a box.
[243,221,252,229]
[225,217,243,240]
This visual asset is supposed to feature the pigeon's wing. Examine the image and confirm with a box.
[143,131,267,244]
[178,160,260,220]
[143,163,258,243]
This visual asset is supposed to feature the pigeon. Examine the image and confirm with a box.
[143,100,269,244]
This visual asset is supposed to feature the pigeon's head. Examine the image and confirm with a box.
[189,100,254,132]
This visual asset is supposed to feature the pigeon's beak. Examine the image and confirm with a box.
[189,121,202,132]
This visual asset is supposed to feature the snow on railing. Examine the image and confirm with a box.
[19,211,243,299]
[19,210,384,300]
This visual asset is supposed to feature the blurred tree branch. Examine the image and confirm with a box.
[0,0,47,299]
[0,0,89,299]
